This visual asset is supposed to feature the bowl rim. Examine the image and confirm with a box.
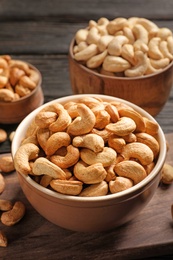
[12,94,167,202]
[69,37,173,80]
[0,61,42,104]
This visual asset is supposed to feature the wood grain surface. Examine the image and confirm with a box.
[0,1,173,258]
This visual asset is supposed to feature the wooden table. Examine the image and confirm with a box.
[0,1,173,259]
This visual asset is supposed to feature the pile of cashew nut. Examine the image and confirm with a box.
[73,17,173,77]
[0,55,40,102]
[13,96,161,197]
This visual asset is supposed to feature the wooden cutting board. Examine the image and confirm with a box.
[0,133,173,259]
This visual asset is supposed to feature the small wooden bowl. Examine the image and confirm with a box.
[0,63,44,124]
[69,39,173,116]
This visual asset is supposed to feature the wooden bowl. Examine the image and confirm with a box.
[0,63,44,124]
[69,39,173,116]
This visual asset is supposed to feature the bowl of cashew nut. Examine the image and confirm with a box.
[69,17,173,117]
[0,55,44,124]
[12,94,167,232]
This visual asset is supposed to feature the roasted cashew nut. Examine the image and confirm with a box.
[67,103,96,136]
[114,161,147,184]
[79,181,108,197]
[74,160,107,184]
[73,133,104,153]
[14,143,39,175]
[80,147,117,167]
[109,176,133,193]
[32,157,66,179]
[1,201,25,226]
[45,132,71,156]
[106,116,136,136]
[35,111,57,128]
[50,145,80,168]
[50,179,83,196]
[121,142,154,165]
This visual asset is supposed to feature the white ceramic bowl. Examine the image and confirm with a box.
[11,94,167,232]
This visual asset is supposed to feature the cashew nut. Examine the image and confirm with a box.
[94,109,110,129]
[97,35,114,52]
[86,27,101,45]
[121,44,135,65]
[50,145,80,168]
[35,111,57,128]
[45,132,71,156]
[161,163,173,184]
[137,18,159,37]
[80,147,117,167]
[114,161,147,184]
[149,57,170,69]
[0,155,15,173]
[74,160,107,184]
[143,117,159,136]
[159,40,173,60]
[0,89,15,101]
[32,157,66,179]
[109,176,133,193]
[1,201,26,226]
[107,17,128,35]
[86,49,107,69]
[73,133,104,153]
[148,37,163,59]
[124,51,148,77]
[74,43,98,61]
[157,27,173,40]
[0,173,5,194]
[79,181,108,197]
[50,179,83,196]
[106,116,136,136]
[0,231,7,247]
[75,29,89,44]
[0,199,13,211]
[14,143,39,175]
[108,134,126,153]
[107,35,129,56]
[121,142,154,165]
[67,103,96,136]
[103,55,131,72]
[132,24,149,44]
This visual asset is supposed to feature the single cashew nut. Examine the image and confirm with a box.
[148,37,163,59]
[106,116,136,136]
[133,24,149,44]
[50,179,83,196]
[86,49,107,69]
[121,142,154,165]
[121,44,135,65]
[74,160,107,184]
[0,89,15,101]
[159,40,173,60]
[103,55,131,72]
[36,127,50,151]
[74,44,98,61]
[50,145,80,168]
[108,35,129,56]
[0,199,13,211]
[75,29,89,44]
[73,133,104,153]
[157,27,173,40]
[1,201,25,226]
[0,155,15,173]
[14,143,39,175]
[149,57,170,69]
[0,128,7,143]
[109,176,133,193]
[67,103,96,136]
[124,51,148,77]
[32,157,66,179]
[0,173,5,194]
[114,161,147,184]
[137,18,159,37]
[161,163,173,184]
[45,132,71,156]
[80,147,117,167]
[79,181,108,197]
[94,109,110,129]
[86,27,101,45]
[123,27,135,44]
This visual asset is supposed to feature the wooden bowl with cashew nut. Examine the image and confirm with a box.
[69,17,173,117]
[12,94,167,232]
[0,56,44,124]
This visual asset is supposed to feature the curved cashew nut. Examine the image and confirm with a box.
[74,43,98,61]
[75,29,89,44]
[148,37,163,59]
[97,35,114,52]
[50,179,83,196]
[145,58,163,75]
[49,103,72,132]
[103,55,131,72]
[74,160,107,184]
[86,27,100,45]
[80,147,117,167]
[150,57,170,69]
[63,101,79,118]
[86,49,107,69]
[32,157,66,179]
[157,27,173,40]
[108,35,129,56]
[108,135,126,153]
[0,89,15,101]
[50,145,80,168]
[159,40,173,60]
[73,133,104,153]
[121,44,135,65]
[67,103,96,136]
[121,142,154,165]
[36,127,50,151]
[96,17,109,35]
[143,117,159,136]
[1,201,25,226]
[45,132,71,156]
[132,24,149,44]
[107,17,128,35]
[114,161,147,184]
[106,116,136,136]
[136,132,160,158]
[73,41,88,54]
[79,181,108,197]
[109,176,133,193]
[124,51,148,77]
[14,143,39,175]
[118,107,145,132]
[35,111,57,128]
[123,27,135,44]
[137,18,159,37]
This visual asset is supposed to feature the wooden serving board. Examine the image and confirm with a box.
[0,133,173,260]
